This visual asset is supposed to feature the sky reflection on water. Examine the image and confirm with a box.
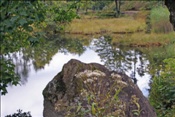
[1,48,103,117]
[1,41,150,117]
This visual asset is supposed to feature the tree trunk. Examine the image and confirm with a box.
[76,6,80,15]
[165,0,175,31]
[114,0,120,17]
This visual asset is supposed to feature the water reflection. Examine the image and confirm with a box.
[92,36,149,84]
[7,35,86,85]
[1,48,102,117]
[2,34,173,117]
[92,36,132,72]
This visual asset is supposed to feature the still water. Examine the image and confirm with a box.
[1,36,151,117]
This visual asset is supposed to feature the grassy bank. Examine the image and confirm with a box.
[111,32,175,47]
[63,5,174,47]
[65,16,146,35]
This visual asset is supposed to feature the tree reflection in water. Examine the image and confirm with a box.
[7,34,86,84]
[7,34,171,86]
[92,36,149,84]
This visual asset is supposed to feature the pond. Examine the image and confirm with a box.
[1,34,169,117]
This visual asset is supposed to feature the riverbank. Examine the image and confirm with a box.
[111,32,175,47]
[65,17,145,35]
[63,7,174,47]
[64,10,148,35]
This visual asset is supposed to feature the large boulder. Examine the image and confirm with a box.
[165,0,175,31]
[43,59,156,117]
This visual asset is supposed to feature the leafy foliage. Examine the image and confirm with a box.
[0,0,45,95]
[149,58,175,117]
[42,1,78,34]
[0,1,78,95]
[0,57,19,95]
[0,0,45,53]
[5,109,32,117]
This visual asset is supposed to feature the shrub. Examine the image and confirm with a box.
[149,58,175,117]
[150,6,174,33]
[5,110,32,117]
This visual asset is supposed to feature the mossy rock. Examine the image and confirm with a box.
[43,59,156,117]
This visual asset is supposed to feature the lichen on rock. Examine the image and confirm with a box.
[43,59,157,117]
[75,70,106,78]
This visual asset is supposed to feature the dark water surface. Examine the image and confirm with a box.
[2,35,168,117]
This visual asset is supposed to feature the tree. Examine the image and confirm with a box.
[114,0,121,17]
[0,0,45,95]
[73,0,94,14]
[0,0,77,95]
[165,0,175,30]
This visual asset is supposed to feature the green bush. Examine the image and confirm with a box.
[149,58,175,117]
[150,6,174,33]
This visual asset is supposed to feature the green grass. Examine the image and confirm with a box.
[64,6,174,48]
[111,32,175,47]
[65,15,146,35]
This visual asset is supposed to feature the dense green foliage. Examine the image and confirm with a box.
[0,0,77,95]
[43,1,77,34]
[149,58,175,117]
[0,0,45,54]
[0,0,45,95]
[150,6,174,33]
